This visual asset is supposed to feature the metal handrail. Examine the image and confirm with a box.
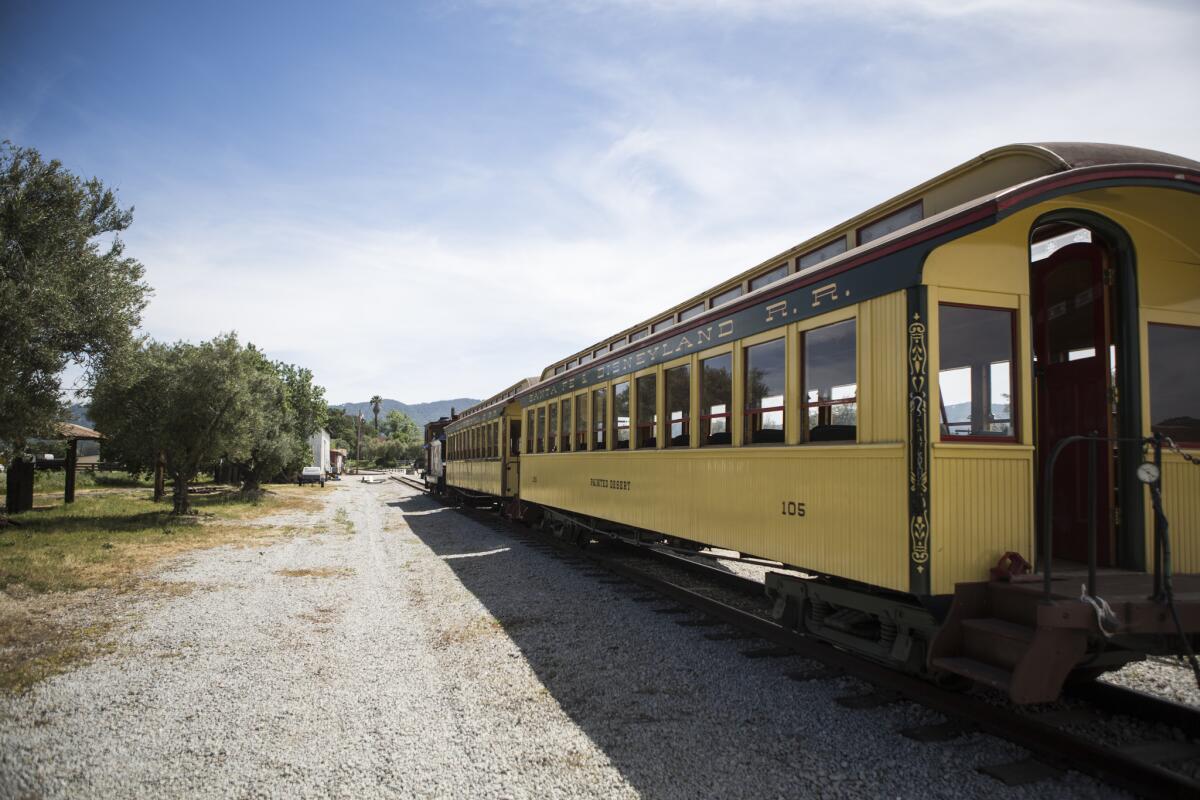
[1040,433,1163,602]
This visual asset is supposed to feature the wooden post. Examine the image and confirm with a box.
[6,459,34,514]
[64,439,78,503]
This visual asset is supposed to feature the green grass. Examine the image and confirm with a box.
[32,470,152,494]
[1,487,315,594]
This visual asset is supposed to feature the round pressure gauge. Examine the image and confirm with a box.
[1136,462,1161,484]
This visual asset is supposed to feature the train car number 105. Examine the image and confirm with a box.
[780,501,806,517]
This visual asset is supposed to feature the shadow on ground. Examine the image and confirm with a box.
[389,491,868,798]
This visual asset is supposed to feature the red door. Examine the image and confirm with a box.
[1033,242,1115,565]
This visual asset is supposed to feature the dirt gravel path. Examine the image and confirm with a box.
[0,479,1123,799]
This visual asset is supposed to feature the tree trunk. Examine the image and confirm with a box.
[240,464,260,494]
[171,471,190,515]
[153,452,165,502]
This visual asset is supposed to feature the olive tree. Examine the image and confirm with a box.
[90,334,253,514]
[228,351,327,492]
[0,142,149,452]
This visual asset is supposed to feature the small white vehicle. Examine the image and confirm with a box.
[298,466,325,487]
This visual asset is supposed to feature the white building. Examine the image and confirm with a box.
[308,429,331,474]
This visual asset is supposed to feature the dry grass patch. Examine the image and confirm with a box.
[276,567,355,578]
[0,483,325,694]
[0,591,115,693]
[434,615,502,648]
[333,508,354,535]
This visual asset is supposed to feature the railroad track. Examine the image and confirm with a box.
[392,477,1200,798]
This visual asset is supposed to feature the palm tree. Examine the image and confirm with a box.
[370,395,383,434]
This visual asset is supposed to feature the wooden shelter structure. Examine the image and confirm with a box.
[1,423,100,514]
[55,422,103,504]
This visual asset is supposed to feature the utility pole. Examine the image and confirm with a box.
[356,412,363,462]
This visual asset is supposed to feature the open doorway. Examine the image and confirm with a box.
[1030,223,1120,566]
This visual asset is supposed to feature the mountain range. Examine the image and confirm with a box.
[72,399,480,431]
[336,398,480,428]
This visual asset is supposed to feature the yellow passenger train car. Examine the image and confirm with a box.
[443,379,533,501]
[447,143,1200,703]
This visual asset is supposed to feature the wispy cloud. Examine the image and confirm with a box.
[11,0,1199,404]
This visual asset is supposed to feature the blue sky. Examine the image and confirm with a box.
[4,0,1199,404]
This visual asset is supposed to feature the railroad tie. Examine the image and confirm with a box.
[703,631,757,641]
[739,645,797,659]
[899,720,977,742]
[977,758,1064,786]
[785,666,843,682]
[835,689,903,709]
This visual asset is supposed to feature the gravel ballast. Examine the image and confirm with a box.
[0,480,1131,798]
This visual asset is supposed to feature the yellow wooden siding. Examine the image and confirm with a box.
[1144,455,1200,572]
[930,445,1035,595]
[924,184,1200,577]
[522,446,909,592]
[446,459,503,496]
[859,291,907,443]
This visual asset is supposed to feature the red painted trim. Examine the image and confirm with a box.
[998,166,1200,210]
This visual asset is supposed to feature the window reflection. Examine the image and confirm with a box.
[666,364,691,447]
[592,388,606,449]
[1149,323,1200,444]
[938,305,1015,439]
[636,374,657,448]
[802,319,857,441]
[745,338,786,444]
[613,381,630,450]
[701,353,732,445]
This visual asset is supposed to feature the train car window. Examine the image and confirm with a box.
[1148,323,1200,445]
[802,319,857,442]
[554,365,565,375]
[700,353,733,445]
[631,329,648,343]
[595,346,609,358]
[938,305,1014,439]
[568,359,578,369]
[798,237,848,270]
[613,381,631,449]
[548,403,558,453]
[652,316,675,334]
[680,303,705,322]
[526,410,535,454]
[750,263,789,292]
[575,392,588,450]
[745,338,786,444]
[666,364,691,447]
[711,285,743,308]
[857,201,923,246]
[561,397,572,452]
[509,419,521,457]
[635,374,657,449]
[580,353,593,366]
[592,388,607,449]
[536,406,546,453]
